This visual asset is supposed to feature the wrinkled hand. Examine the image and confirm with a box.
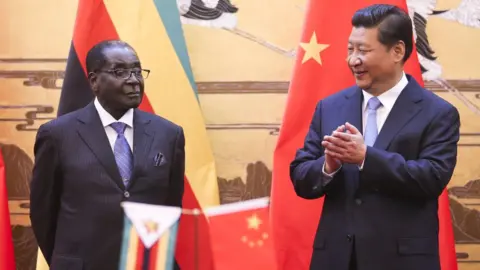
[323,126,344,173]
[322,122,366,166]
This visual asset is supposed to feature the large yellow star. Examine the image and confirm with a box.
[300,31,330,65]
[247,214,262,230]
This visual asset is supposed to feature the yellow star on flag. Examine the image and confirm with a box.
[300,31,330,65]
[247,213,262,230]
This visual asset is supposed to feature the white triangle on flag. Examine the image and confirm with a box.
[121,201,182,249]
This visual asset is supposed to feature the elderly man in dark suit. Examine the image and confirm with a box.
[30,40,185,270]
[290,4,460,270]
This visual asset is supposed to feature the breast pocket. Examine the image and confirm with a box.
[137,151,171,189]
[144,162,170,182]
[140,139,177,184]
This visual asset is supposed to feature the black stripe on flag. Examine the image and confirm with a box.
[57,42,95,117]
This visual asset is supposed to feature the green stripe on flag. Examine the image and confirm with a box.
[165,222,179,270]
[153,0,199,100]
[119,216,132,270]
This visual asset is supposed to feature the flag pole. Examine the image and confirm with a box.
[190,208,201,270]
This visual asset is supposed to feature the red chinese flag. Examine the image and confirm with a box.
[269,1,457,270]
[206,198,277,270]
[0,149,15,270]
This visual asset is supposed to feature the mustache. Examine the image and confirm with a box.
[124,84,142,93]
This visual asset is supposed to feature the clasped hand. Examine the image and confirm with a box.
[321,122,366,171]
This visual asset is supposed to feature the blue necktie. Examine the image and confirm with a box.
[364,97,382,147]
[110,122,133,186]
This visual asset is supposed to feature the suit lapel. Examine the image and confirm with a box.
[128,110,154,188]
[373,76,424,150]
[76,102,125,190]
[341,87,363,134]
[339,87,363,196]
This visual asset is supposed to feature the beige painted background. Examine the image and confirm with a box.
[0,0,479,269]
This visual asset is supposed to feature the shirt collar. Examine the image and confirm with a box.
[94,98,134,128]
[362,72,408,112]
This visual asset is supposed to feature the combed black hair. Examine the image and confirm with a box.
[85,40,134,73]
[351,4,413,62]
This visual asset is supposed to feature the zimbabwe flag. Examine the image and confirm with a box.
[36,0,219,269]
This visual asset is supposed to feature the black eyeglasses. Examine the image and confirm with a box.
[98,68,150,79]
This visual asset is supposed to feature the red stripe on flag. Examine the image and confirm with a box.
[138,96,155,116]
[0,149,15,270]
[148,241,158,269]
[135,240,145,270]
[175,177,215,270]
[72,0,118,74]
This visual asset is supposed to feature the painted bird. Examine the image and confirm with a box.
[433,0,480,28]
[176,0,296,56]
[407,0,480,115]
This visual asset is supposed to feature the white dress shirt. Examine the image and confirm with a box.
[94,98,134,152]
[323,72,408,177]
[361,72,408,134]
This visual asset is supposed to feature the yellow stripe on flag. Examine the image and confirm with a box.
[36,249,49,270]
[103,0,219,208]
[155,230,170,269]
[126,227,140,269]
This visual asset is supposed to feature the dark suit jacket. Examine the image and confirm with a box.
[290,75,460,270]
[30,102,185,270]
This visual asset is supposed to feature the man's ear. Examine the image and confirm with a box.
[391,41,405,63]
[88,72,98,93]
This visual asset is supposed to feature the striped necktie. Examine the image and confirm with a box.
[110,122,133,186]
[364,97,382,147]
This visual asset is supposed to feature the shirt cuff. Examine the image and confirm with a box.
[358,159,365,170]
[322,161,341,177]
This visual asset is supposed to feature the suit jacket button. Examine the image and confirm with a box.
[347,234,353,242]
[355,199,362,205]
[124,191,130,198]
